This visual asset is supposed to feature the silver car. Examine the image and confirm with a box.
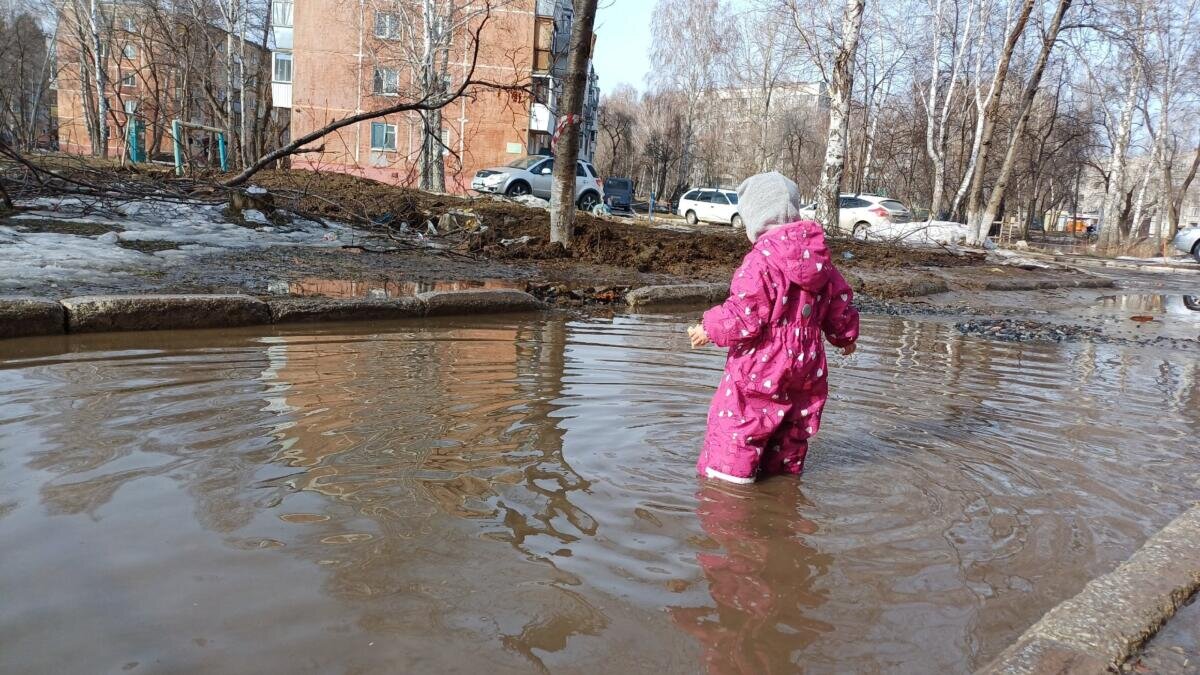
[1172,225,1200,262]
[471,155,604,211]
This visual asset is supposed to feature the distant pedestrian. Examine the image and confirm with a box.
[688,172,860,484]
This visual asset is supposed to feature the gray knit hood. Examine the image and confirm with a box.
[736,171,803,243]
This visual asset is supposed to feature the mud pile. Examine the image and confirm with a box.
[254,170,984,279]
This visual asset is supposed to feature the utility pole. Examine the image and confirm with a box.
[549,0,598,248]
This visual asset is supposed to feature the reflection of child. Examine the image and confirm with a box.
[688,172,859,484]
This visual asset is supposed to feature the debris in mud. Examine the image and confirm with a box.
[955,318,1200,349]
[956,319,1103,343]
[527,282,631,306]
[1130,315,1155,323]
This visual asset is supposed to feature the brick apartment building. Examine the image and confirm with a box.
[269,0,600,192]
[54,0,271,162]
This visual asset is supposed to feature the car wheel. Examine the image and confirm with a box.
[853,222,871,240]
[1193,241,1200,264]
[686,210,698,225]
[731,214,744,229]
[505,181,530,197]
[577,191,600,212]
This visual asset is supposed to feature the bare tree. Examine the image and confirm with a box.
[814,0,867,231]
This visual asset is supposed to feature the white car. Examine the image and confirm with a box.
[471,155,604,211]
[1172,225,1200,262]
[678,188,742,228]
[799,194,913,237]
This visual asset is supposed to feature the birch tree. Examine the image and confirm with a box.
[923,0,975,219]
[814,0,866,232]
[1097,0,1147,247]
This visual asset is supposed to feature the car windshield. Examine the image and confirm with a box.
[506,156,545,169]
[725,193,738,204]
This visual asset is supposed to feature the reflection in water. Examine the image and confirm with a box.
[0,314,1198,673]
[281,277,523,299]
[670,482,830,674]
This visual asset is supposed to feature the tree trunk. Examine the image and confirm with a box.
[88,0,109,157]
[815,0,867,233]
[970,0,1065,245]
[1099,6,1145,248]
[549,0,599,248]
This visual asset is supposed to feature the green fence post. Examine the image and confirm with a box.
[172,120,183,176]
[217,132,228,172]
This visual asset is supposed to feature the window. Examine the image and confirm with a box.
[880,200,907,211]
[839,196,869,209]
[441,128,450,156]
[531,76,551,105]
[271,0,293,27]
[273,52,292,83]
[575,162,587,177]
[121,71,136,87]
[124,99,138,114]
[370,122,396,150]
[696,191,714,203]
[122,44,137,59]
[1189,205,1200,218]
[726,193,738,204]
[122,17,136,32]
[534,16,553,72]
[683,190,700,201]
[373,67,398,95]
[506,156,544,169]
[711,193,729,205]
[533,159,554,175]
[584,163,598,178]
[374,12,400,39]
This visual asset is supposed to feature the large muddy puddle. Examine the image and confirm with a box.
[1,313,1197,672]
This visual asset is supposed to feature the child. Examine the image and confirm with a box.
[687,172,859,484]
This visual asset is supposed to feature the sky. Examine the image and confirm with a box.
[591,0,655,95]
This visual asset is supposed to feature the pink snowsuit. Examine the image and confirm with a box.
[697,221,859,483]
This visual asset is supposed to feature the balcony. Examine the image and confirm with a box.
[529,103,553,133]
[272,82,292,109]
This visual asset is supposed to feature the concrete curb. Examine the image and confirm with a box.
[625,283,729,308]
[418,289,545,316]
[0,297,66,339]
[269,297,423,324]
[61,295,272,334]
[0,290,546,340]
[978,503,1200,674]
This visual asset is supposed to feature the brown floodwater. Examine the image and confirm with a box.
[1,313,1197,673]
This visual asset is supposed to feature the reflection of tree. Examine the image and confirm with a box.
[670,482,831,675]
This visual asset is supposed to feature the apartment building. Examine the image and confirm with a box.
[269,0,599,192]
[55,0,270,162]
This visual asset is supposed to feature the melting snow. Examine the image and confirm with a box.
[1,196,360,291]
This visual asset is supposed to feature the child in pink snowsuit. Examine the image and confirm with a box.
[688,172,859,484]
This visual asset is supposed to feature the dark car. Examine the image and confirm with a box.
[603,177,634,214]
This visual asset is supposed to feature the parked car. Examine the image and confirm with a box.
[678,188,742,228]
[603,177,634,214]
[799,194,913,237]
[1172,225,1200,262]
[471,156,603,211]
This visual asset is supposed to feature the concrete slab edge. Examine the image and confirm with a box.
[978,503,1200,674]
[625,283,730,308]
[0,290,546,340]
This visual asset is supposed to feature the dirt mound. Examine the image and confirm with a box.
[254,169,983,279]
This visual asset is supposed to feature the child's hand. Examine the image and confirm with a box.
[688,324,710,348]
[842,342,857,356]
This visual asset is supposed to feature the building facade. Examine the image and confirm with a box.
[269,0,600,193]
[55,0,271,163]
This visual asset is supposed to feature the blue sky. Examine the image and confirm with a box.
[592,0,655,94]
